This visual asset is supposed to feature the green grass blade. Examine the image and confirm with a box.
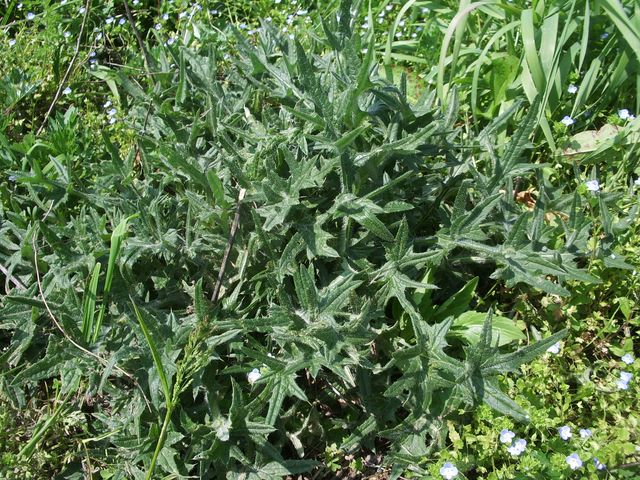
[92,214,139,343]
[384,0,418,80]
[520,9,545,92]
[81,262,102,343]
[131,300,172,408]
[578,0,590,72]
[600,0,640,53]
[438,2,493,105]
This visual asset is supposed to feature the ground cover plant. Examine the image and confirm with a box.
[1,0,639,479]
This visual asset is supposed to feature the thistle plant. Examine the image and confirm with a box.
[4,1,636,478]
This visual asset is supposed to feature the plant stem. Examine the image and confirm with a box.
[146,403,174,480]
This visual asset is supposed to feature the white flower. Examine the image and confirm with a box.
[119,18,126,25]
[585,180,600,192]
[108,117,117,125]
[561,115,575,126]
[79,6,86,14]
[107,108,117,117]
[546,342,561,354]
[579,428,592,439]
[247,368,261,385]
[154,23,162,30]
[62,87,72,95]
[167,38,175,45]
[213,416,231,441]
[9,39,16,46]
[558,425,572,440]
[26,12,35,20]
[386,4,393,10]
[103,100,112,108]
[439,462,458,479]
[106,16,114,24]
[619,109,631,120]
[499,429,516,444]
[567,84,578,94]
[507,438,527,456]
[566,453,582,470]
[162,13,169,20]
[617,379,629,390]
[133,0,140,5]
[622,353,635,365]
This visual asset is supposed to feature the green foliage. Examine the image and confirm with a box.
[1,0,639,478]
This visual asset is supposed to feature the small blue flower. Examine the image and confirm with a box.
[119,18,126,25]
[8,175,17,182]
[162,13,169,20]
[9,39,16,47]
[567,84,578,94]
[622,353,635,365]
[62,87,72,95]
[620,371,633,383]
[593,458,606,470]
[26,12,35,20]
[154,23,162,30]
[439,462,458,479]
[558,425,572,440]
[579,428,592,439]
[105,16,114,24]
[63,31,71,38]
[507,438,527,456]
[79,6,86,14]
[619,109,631,120]
[566,453,582,470]
[561,115,575,126]
[499,429,516,444]
[585,180,600,192]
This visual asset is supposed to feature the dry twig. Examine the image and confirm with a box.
[211,188,247,302]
